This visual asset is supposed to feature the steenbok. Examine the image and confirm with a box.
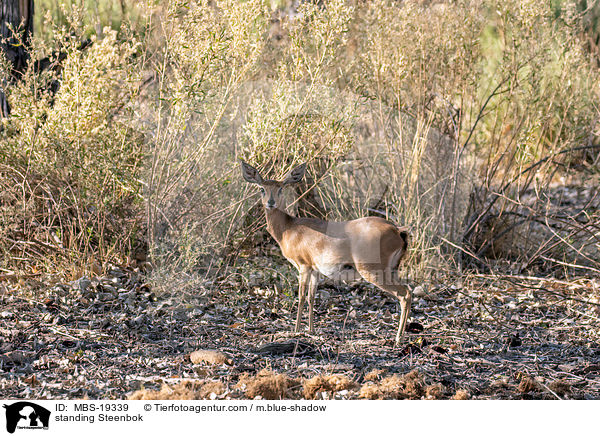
[241,161,411,345]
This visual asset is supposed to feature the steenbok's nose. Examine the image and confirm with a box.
[267,199,276,208]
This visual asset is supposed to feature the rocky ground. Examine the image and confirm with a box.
[1,264,599,400]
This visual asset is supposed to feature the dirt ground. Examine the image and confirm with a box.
[1,264,599,400]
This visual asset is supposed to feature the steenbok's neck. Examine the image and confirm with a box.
[265,207,294,243]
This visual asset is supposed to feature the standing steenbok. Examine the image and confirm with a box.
[241,161,411,345]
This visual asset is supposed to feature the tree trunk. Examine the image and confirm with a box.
[0,0,34,117]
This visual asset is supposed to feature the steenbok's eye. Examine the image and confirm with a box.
[278,188,283,194]
[260,187,265,194]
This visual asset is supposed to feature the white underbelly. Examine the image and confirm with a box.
[315,262,360,282]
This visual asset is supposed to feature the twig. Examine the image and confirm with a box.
[439,236,486,265]
[493,276,600,308]
[539,255,600,275]
[538,381,563,400]
[463,144,600,241]
[471,273,595,288]
[47,327,80,341]
[0,273,42,282]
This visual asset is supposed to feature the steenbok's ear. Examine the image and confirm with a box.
[283,163,306,185]
[240,160,264,184]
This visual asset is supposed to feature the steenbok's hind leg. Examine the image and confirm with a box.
[395,291,411,345]
[356,265,411,346]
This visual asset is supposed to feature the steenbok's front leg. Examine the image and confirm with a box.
[294,269,310,332]
[307,271,319,333]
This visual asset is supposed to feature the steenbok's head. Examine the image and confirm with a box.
[240,161,306,210]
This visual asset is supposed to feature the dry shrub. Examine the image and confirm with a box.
[152,0,600,277]
[2,0,599,280]
[144,0,271,273]
[0,15,144,275]
[548,380,571,396]
[359,370,428,400]
[425,384,444,400]
[236,369,298,400]
[345,0,482,119]
[364,368,387,382]
[198,382,227,399]
[517,375,541,394]
[303,374,357,399]
[452,389,470,400]
[489,377,511,391]
[128,380,224,400]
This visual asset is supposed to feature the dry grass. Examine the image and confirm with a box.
[363,368,387,382]
[517,375,542,394]
[452,389,471,400]
[359,370,433,400]
[425,384,445,400]
[128,380,225,400]
[303,374,357,399]
[127,371,447,400]
[548,380,572,396]
[236,369,299,400]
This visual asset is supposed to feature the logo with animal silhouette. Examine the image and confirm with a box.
[3,402,50,433]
